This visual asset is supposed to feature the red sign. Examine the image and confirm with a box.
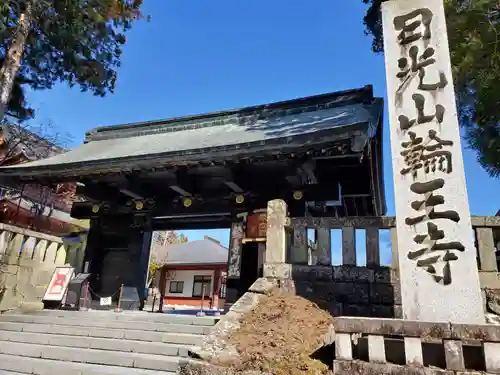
[43,267,74,302]
[48,273,68,295]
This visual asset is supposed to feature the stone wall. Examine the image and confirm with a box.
[263,263,401,318]
[0,258,59,311]
[0,223,86,311]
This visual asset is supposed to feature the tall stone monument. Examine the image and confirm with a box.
[382,0,484,323]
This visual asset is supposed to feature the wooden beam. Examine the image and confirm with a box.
[169,185,192,197]
[297,160,318,184]
[224,181,244,193]
[79,180,122,203]
[169,168,194,197]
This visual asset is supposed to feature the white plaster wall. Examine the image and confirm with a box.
[165,269,214,298]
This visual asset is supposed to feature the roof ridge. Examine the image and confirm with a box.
[84,85,374,143]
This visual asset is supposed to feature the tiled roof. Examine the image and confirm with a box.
[154,238,228,266]
[0,86,383,178]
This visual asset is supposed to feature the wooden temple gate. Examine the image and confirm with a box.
[0,86,386,309]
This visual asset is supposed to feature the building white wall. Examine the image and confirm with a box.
[165,269,214,298]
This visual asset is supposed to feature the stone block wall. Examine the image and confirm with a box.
[263,263,401,318]
[0,258,58,311]
[0,223,85,311]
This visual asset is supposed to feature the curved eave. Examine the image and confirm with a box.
[0,92,384,183]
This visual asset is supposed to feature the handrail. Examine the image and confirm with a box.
[0,222,63,243]
[289,215,500,229]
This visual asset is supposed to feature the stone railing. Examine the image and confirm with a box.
[333,316,500,374]
[289,216,499,268]
[0,223,86,311]
[289,215,500,285]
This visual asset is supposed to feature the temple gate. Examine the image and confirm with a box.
[0,85,384,308]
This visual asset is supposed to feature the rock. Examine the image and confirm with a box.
[486,313,500,325]
[179,359,270,375]
[485,289,500,316]
[19,301,44,313]
[191,292,267,363]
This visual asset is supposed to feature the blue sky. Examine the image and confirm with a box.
[26,0,499,262]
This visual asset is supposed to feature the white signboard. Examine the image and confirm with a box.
[100,297,112,306]
[382,0,484,323]
[43,267,74,302]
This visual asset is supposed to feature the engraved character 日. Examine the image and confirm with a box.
[393,8,433,45]
[400,130,454,177]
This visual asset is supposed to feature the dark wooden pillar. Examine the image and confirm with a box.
[158,266,167,313]
[82,218,103,295]
[213,267,222,309]
[226,220,245,304]
[138,228,153,310]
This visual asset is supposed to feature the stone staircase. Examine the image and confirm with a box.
[0,309,218,375]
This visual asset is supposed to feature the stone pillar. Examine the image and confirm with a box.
[265,199,288,264]
[382,0,484,323]
[316,227,331,266]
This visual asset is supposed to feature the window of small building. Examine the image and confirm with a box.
[169,281,184,294]
[192,275,212,298]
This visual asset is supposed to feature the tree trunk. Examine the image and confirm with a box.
[0,1,33,122]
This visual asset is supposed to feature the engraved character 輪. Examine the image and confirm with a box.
[400,130,453,178]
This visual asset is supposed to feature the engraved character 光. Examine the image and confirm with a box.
[396,45,448,93]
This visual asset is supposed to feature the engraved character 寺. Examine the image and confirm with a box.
[405,179,464,285]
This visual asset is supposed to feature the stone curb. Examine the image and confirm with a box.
[179,359,271,375]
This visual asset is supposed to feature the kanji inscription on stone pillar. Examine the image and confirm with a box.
[382,0,484,323]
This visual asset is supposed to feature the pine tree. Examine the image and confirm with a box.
[0,0,144,121]
[362,0,500,177]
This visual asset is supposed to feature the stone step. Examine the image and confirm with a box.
[0,353,175,375]
[0,316,212,335]
[0,340,181,372]
[0,330,193,357]
[4,309,219,325]
[0,321,204,345]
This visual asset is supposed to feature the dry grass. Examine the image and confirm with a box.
[220,293,334,375]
